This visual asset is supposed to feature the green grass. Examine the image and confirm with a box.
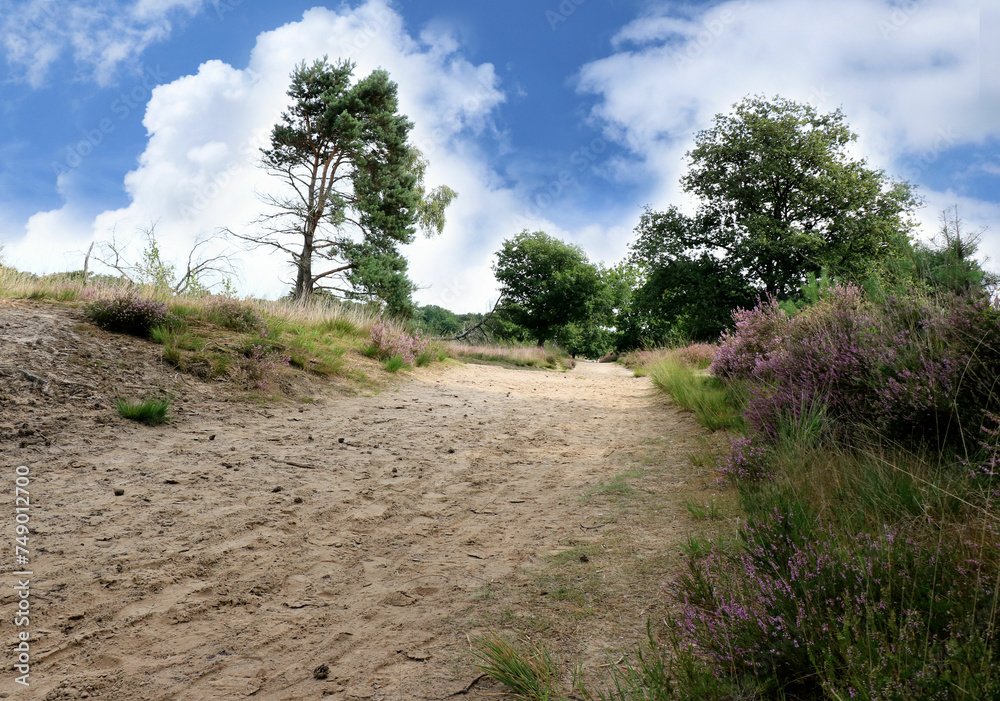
[382,354,407,373]
[647,358,743,431]
[115,397,171,425]
[473,634,564,701]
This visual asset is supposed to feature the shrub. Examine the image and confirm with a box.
[87,292,170,337]
[367,319,428,366]
[715,436,770,484]
[711,296,789,380]
[234,343,291,390]
[115,397,170,425]
[206,296,266,333]
[674,510,1000,699]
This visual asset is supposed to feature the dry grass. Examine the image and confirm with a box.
[445,342,576,371]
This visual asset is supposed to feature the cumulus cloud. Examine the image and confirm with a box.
[1,0,207,86]
[577,0,998,266]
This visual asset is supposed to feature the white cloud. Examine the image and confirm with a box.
[5,1,539,311]
[1,0,206,87]
[577,0,997,263]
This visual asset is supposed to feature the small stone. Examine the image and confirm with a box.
[338,438,345,444]
[113,488,125,496]
[293,497,303,504]
[209,434,216,441]
[272,486,283,493]
[313,664,330,680]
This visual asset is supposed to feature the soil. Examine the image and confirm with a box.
[0,298,709,700]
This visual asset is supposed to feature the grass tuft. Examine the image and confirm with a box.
[115,397,170,425]
[473,634,564,701]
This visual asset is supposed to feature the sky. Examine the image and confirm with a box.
[0,0,997,313]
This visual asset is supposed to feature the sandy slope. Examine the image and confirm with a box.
[0,298,704,700]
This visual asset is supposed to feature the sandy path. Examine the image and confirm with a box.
[0,300,702,700]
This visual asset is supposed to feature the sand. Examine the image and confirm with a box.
[0,298,705,700]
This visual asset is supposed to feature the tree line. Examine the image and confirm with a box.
[32,58,989,351]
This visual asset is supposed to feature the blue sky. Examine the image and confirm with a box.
[1,0,997,312]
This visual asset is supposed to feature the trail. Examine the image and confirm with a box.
[0,299,706,700]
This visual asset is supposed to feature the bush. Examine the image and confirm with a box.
[87,292,171,337]
[367,319,428,366]
[714,285,1000,451]
[206,296,266,333]
[674,509,1000,699]
[234,343,291,390]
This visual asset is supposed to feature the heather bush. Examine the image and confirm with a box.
[367,319,428,366]
[742,285,887,441]
[234,343,291,391]
[206,296,266,333]
[674,510,1000,699]
[714,436,770,484]
[86,292,172,337]
[710,296,789,380]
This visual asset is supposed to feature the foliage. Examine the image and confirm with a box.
[206,296,267,333]
[115,397,171,425]
[681,95,918,299]
[367,318,428,366]
[626,207,756,344]
[713,283,1000,450]
[86,292,172,337]
[494,230,603,346]
[654,281,1000,699]
[231,57,454,313]
[234,342,291,391]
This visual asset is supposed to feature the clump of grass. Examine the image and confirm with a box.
[473,634,564,701]
[647,358,743,431]
[115,397,170,425]
[382,354,407,373]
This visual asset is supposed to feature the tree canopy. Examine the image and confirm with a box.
[229,57,455,314]
[680,95,917,298]
[624,95,920,343]
[493,231,602,346]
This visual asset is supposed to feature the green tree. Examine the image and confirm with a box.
[680,95,917,299]
[493,231,602,346]
[625,207,755,343]
[229,57,455,314]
